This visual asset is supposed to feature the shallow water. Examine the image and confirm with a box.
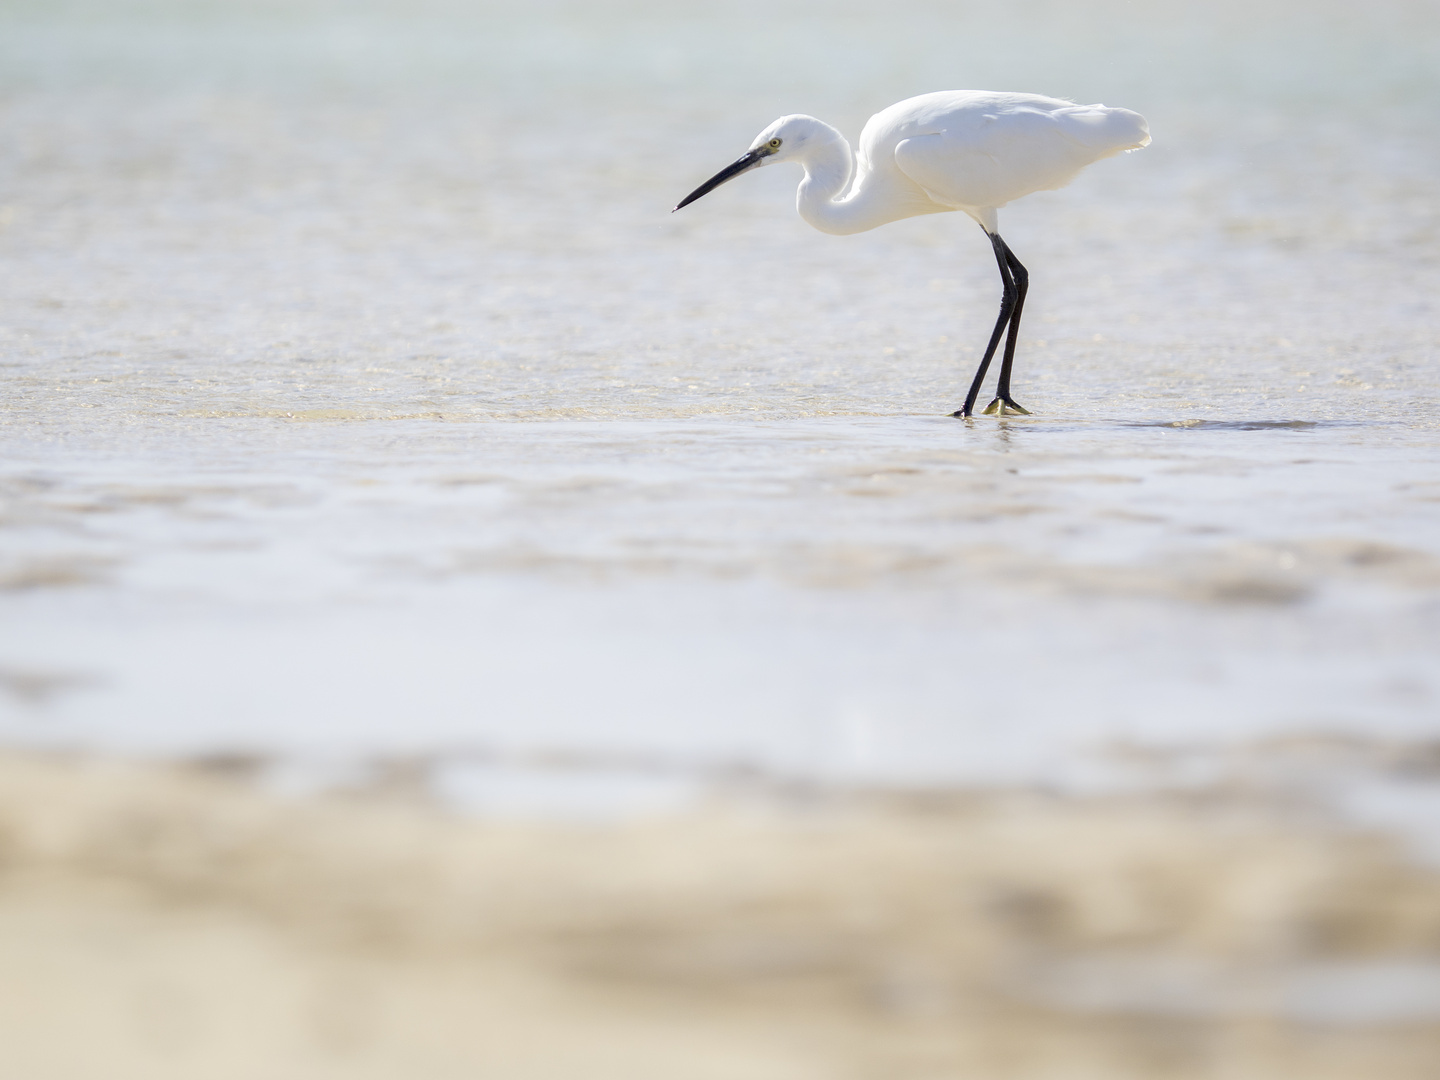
[1,0,1438,816]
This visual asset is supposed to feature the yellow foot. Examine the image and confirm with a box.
[981,397,1032,416]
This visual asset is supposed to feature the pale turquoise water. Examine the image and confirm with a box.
[1,0,1438,817]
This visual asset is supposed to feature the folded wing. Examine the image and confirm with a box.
[892,98,1149,213]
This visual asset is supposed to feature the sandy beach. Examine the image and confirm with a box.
[3,748,1440,1078]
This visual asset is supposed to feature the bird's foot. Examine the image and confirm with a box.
[950,408,973,419]
[981,397,1031,416]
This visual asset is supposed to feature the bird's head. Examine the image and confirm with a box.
[673,114,829,212]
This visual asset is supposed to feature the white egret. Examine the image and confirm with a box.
[674,90,1150,417]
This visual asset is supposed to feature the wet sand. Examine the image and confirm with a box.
[3,749,1439,1079]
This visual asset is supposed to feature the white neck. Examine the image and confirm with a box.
[793,127,898,236]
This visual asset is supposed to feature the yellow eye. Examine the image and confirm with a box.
[767,138,782,150]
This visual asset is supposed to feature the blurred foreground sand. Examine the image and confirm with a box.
[2,751,1438,1079]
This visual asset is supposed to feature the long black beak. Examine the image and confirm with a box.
[673,149,766,212]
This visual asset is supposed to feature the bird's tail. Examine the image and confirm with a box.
[1058,105,1151,156]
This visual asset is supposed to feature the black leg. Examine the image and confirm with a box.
[984,240,1031,415]
[953,231,1017,418]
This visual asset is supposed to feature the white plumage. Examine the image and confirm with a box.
[675,90,1150,417]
